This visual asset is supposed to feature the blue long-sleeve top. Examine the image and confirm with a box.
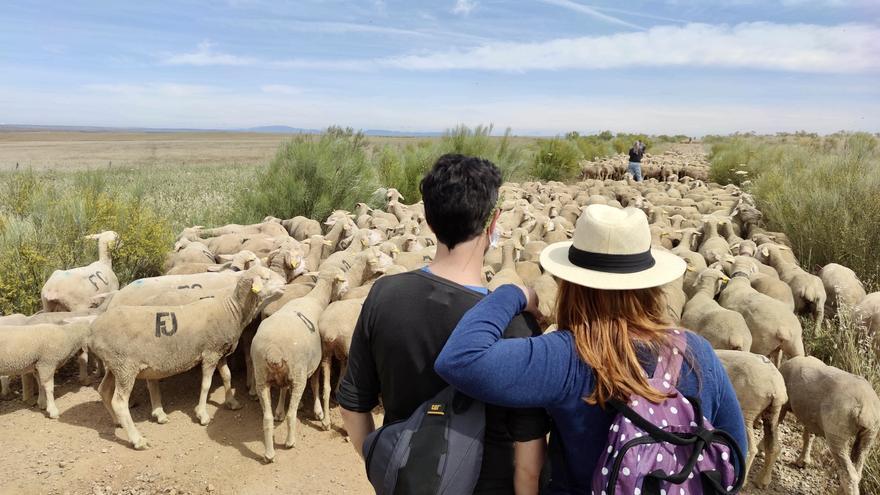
[435,285,747,495]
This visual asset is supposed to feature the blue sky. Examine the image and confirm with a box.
[1,0,879,135]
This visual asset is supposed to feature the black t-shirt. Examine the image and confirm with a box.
[338,269,551,494]
[628,146,644,163]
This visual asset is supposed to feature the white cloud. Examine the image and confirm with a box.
[384,22,880,73]
[162,41,256,66]
[538,0,643,30]
[159,23,880,74]
[452,0,477,16]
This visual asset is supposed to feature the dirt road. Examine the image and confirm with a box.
[1,359,836,495]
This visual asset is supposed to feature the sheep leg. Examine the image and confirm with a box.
[111,374,148,450]
[274,387,288,422]
[92,353,105,379]
[246,351,256,399]
[814,306,825,336]
[320,354,332,431]
[146,380,168,424]
[795,430,815,467]
[77,349,91,385]
[35,364,59,419]
[853,429,878,476]
[98,370,120,426]
[0,375,9,399]
[742,414,758,481]
[257,381,276,463]
[310,370,324,423]
[755,406,783,489]
[22,373,37,406]
[37,374,47,410]
[195,360,218,426]
[217,358,241,410]
[284,379,307,449]
[828,441,860,495]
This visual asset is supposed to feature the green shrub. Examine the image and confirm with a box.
[438,124,531,182]
[0,169,174,315]
[530,138,583,182]
[233,127,378,222]
[709,133,880,286]
[375,143,436,204]
[572,135,615,161]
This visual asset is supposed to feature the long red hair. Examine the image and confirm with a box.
[555,279,673,407]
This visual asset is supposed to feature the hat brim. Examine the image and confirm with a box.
[539,241,686,290]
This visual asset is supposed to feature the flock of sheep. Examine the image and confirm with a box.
[2,152,880,494]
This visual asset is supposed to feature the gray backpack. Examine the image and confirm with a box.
[361,386,485,495]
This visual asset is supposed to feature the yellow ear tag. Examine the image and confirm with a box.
[289,258,298,269]
[251,280,263,294]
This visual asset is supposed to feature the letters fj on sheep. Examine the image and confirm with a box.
[155,312,178,337]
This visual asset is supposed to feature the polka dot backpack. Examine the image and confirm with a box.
[591,330,745,495]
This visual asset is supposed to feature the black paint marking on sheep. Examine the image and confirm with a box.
[296,312,316,333]
[155,312,179,337]
[87,271,108,290]
[176,283,204,290]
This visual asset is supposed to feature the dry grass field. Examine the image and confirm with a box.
[0,131,450,170]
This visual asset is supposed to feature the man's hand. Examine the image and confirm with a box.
[514,284,542,320]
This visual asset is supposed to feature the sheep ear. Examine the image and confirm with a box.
[251,278,263,294]
[323,240,333,246]
[761,247,769,257]
[780,245,792,251]
[217,254,235,262]
[84,234,100,240]
[208,262,231,272]
[731,242,740,250]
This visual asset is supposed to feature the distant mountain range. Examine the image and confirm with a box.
[0,124,443,137]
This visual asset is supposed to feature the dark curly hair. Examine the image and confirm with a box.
[419,154,502,250]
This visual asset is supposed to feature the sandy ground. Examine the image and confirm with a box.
[0,355,837,495]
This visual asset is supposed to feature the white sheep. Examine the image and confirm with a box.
[819,263,867,318]
[0,310,101,385]
[163,237,214,272]
[165,250,261,276]
[852,292,880,335]
[716,350,787,489]
[316,296,365,432]
[107,268,283,308]
[761,244,827,333]
[90,267,284,449]
[200,218,288,239]
[718,258,804,365]
[0,322,91,418]
[682,268,753,351]
[487,239,525,291]
[251,269,348,462]
[41,231,120,312]
[780,356,880,495]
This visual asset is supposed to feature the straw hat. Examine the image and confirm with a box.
[539,204,685,290]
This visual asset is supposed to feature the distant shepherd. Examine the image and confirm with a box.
[628,140,646,181]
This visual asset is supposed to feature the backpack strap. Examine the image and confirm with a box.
[650,329,688,391]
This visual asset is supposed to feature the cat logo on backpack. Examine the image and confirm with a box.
[427,404,445,416]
